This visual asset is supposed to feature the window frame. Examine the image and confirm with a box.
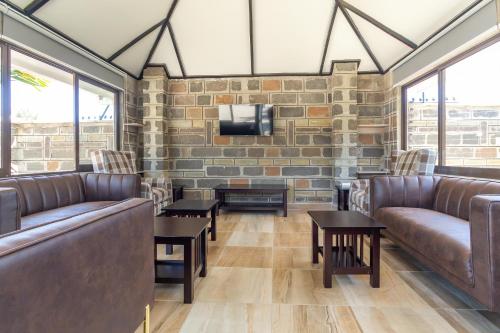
[0,41,121,177]
[402,33,500,180]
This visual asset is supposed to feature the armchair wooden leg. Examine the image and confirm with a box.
[143,304,150,333]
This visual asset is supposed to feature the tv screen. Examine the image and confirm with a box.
[219,104,273,136]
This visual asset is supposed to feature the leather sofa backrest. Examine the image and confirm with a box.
[434,177,500,220]
[370,176,442,215]
[0,174,85,217]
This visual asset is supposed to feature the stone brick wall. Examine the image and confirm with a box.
[142,67,338,203]
[122,76,143,168]
[357,74,385,171]
[140,66,400,204]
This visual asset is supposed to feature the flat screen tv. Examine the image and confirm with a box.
[219,104,273,136]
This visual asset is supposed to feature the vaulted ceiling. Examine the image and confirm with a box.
[4,0,484,79]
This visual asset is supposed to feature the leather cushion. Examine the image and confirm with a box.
[21,201,117,229]
[434,177,500,220]
[376,207,473,284]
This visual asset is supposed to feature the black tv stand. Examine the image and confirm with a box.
[214,184,289,217]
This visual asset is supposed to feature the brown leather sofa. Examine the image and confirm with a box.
[0,173,154,332]
[371,175,500,312]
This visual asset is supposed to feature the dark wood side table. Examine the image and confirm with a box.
[163,199,219,241]
[154,217,210,303]
[172,185,184,202]
[308,211,386,288]
[214,184,289,217]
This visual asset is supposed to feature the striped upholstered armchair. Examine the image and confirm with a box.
[90,149,172,215]
[349,149,437,216]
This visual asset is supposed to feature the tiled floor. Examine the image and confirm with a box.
[137,209,500,333]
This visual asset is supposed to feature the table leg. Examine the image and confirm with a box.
[312,220,319,264]
[200,228,208,277]
[370,230,381,288]
[282,191,288,217]
[210,206,217,241]
[215,190,220,216]
[323,230,333,288]
[183,239,195,304]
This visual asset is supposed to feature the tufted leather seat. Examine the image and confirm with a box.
[371,175,500,312]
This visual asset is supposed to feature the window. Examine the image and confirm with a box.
[405,74,439,163]
[11,50,75,174]
[444,42,500,168]
[403,36,500,178]
[0,43,120,177]
[78,78,117,164]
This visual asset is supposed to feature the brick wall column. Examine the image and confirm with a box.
[142,67,169,177]
[332,62,358,182]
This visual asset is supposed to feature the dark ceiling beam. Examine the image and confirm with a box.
[24,0,50,15]
[108,19,165,61]
[340,0,417,49]
[337,1,383,73]
[319,3,338,74]
[140,0,179,78]
[248,0,254,75]
[167,22,186,77]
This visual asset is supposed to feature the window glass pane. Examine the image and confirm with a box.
[406,74,439,162]
[445,41,500,168]
[78,79,116,164]
[11,51,75,174]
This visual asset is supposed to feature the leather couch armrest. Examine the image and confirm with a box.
[0,188,21,235]
[470,195,500,312]
[370,175,441,216]
[80,173,142,202]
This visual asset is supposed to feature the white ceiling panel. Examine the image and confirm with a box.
[253,0,333,73]
[8,0,32,9]
[349,11,412,71]
[170,0,251,76]
[112,27,160,77]
[151,32,183,77]
[345,0,477,44]
[34,0,174,58]
[322,9,377,73]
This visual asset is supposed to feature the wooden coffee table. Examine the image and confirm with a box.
[308,211,386,288]
[163,199,219,241]
[154,217,210,304]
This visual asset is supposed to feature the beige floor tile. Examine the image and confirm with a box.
[352,306,458,333]
[215,246,273,268]
[274,220,311,233]
[148,301,192,333]
[272,268,348,305]
[398,271,486,310]
[234,215,274,233]
[226,231,273,247]
[273,247,321,269]
[146,209,500,332]
[207,245,224,266]
[272,304,362,333]
[273,232,311,247]
[437,308,500,333]
[208,231,232,247]
[381,247,429,272]
[336,263,431,309]
[196,267,272,304]
[216,220,239,232]
[179,302,272,333]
